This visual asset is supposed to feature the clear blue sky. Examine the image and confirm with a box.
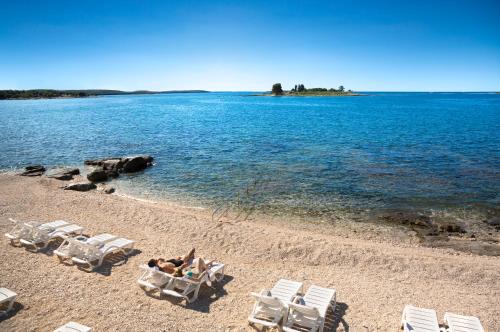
[1,0,499,91]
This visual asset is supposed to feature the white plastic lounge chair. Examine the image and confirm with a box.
[283,285,336,332]
[401,305,440,332]
[161,261,225,303]
[248,279,303,328]
[5,219,68,245]
[0,288,17,315]
[20,223,83,251]
[54,233,118,262]
[71,237,135,271]
[138,265,175,291]
[54,321,92,332]
[138,261,225,303]
[444,312,484,332]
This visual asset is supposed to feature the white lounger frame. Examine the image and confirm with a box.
[71,237,135,271]
[283,285,336,332]
[248,279,303,329]
[401,305,441,332]
[0,287,17,315]
[138,262,225,303]
[444,312,484,332]
[54,233,118,262]
[20,223,83,251]
[5,219,68,246]
[54,321,92,332]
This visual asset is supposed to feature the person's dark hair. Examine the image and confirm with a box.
[148,259,157,268]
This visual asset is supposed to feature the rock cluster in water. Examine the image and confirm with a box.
[84,156,154,182]
[18,155,153,194]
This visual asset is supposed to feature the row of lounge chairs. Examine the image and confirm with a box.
[2,219,487,331]
[5,218,135,271]
[402,305,485,332]
[247,281,485,332]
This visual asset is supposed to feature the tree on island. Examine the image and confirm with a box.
[298,84,305,92]
[338,85,345,92]
[272,83,283,95]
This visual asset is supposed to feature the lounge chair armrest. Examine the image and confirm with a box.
[288,302,320,316]
[102,245,121,254]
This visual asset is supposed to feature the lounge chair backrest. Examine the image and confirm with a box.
[444,312,484,332]
[6,218,35,238]
[271,279,303,303]
[302,285,336,316]
[402,305,440,332]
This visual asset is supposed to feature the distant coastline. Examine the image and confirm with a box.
[0,89,209,100]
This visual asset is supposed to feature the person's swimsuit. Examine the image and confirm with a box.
[166,258,184,267]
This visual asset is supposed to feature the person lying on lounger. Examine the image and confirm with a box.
[148,248,213,278]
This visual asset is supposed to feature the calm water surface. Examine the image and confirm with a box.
[0,92,499,222]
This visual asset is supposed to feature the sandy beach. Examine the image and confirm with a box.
[0,173,499,331]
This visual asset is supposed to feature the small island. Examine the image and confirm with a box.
[0,89,209,100]
[256,83,362,96]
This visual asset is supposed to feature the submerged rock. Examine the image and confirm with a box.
[436,222,465,233]
[64,182,97,191]
[380,211,432,228]
[484,217,500,229]
[20,165,46,176]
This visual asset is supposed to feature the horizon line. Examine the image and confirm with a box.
[1,88,499,93]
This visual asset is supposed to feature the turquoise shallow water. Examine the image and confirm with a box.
[0,92,499,222]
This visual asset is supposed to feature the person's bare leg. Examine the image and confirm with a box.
[196,257,207,273]
[183,248,195,262]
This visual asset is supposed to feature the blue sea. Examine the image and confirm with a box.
[0,92,499,223]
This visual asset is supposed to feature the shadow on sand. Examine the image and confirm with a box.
[88,249,142,276]
[0,302,24,322]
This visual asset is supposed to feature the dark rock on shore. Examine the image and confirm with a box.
[87,169,109,182]
[47,168,80,180]
[64,182,97,191]
[20,165,46,176]
[106,170,119,178]
[104,187,115,194]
